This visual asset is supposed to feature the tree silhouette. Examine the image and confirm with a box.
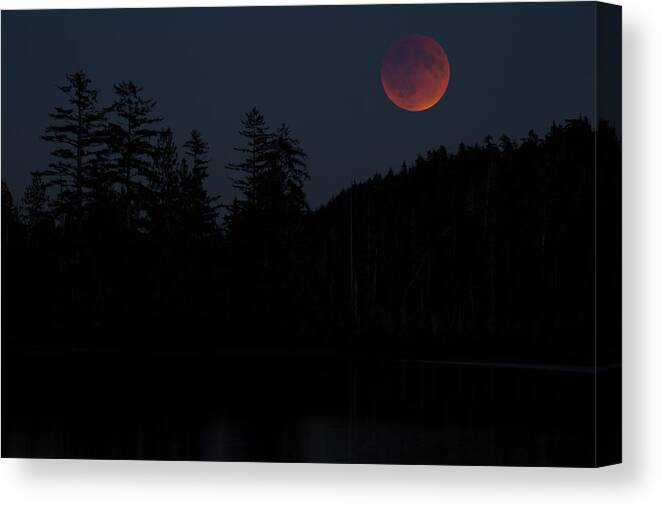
[270,123,309,216]
[21,173,50,232]
[183,129,219,236]
[148,127,183,233]
[184,130,209,181]
[225,112,309,235]
[226,107,271,218]
[106,80,161,229]
[2,181,21,243]
[35,71,107,226]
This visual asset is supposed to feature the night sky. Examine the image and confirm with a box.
[2,3,601,208]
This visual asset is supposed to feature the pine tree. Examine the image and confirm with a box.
[1,181,20,243]
[183,129,219,235]
[21,173,50,230]
[184,129,210,182]
[226,107,271,211]
[271,124,309,215]
[148,128,181,233]
[36,71,107,225]
[106,81,161,229]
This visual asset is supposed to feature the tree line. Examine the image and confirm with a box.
[2,70,312,352]
[304,117,620,364]
[2,70,620,367]
[2,70,309,242]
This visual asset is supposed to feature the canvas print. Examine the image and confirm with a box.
[1,2,621,467]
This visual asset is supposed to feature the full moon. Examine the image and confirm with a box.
[381,34,450,112]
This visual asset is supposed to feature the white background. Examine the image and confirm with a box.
[1,0,659,506]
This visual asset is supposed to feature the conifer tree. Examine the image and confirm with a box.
[271,124,309,215]
[183,129,219,234]
[21,173,50,230]
[226,107,271,211]
[106,81,161,229]
[184,129,209,182]
[36,71,107,224]
[1,181,20,243]
[148,128,181,233]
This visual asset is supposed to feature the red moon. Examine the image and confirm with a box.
[381,34,450,112]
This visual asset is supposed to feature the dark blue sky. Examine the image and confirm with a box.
[2,3,599,207]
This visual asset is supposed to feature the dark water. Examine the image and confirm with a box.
[2,346,615,466]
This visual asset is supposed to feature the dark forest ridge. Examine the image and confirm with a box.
[1,72,621,369]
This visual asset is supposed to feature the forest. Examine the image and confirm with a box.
[2,70,621,367]
[1,70,622,465]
